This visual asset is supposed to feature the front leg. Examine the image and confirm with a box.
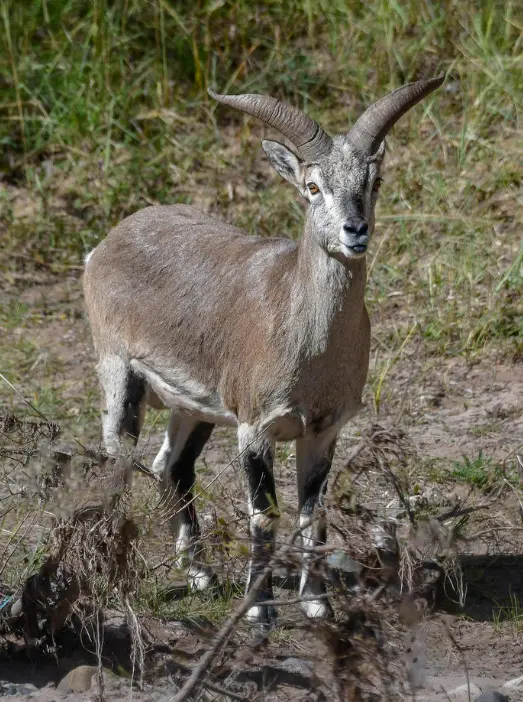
[238,425,279,626]
[296,430,337,618]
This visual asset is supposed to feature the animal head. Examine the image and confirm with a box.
[209,76,444,262]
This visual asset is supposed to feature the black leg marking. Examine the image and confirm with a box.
[162,419,215,591]
[170,421,214,536]
[296,434,337,618]
[298,448,334,517]
[121,372,146,443]
[244,441,277,515]
[239,430,279,626]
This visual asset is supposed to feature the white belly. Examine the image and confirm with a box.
[131,359,237,426]
[130,360,364,438]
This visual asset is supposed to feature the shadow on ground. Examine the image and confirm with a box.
[0,612,135,688]
[458,554,523,622]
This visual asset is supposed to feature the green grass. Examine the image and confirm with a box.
[493,590,523,637]
[135,572,238,622]
[450,451,518,491]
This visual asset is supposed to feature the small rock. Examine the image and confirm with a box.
[276,658,313,678]
[503,674,523,689]
[474,693,509,702]
[9,597,23,618]
[57,665,98,693]
[327,550,362,574]
[0,682,38,696]
[445,80,461,94]
[449,682,482,699]
[91,669,125,694]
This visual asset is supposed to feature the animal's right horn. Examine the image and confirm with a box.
[346,74,445,155]
[208,89,333,162]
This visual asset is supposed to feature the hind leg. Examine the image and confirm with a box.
[152,412,215,590]
[97,355,147,456]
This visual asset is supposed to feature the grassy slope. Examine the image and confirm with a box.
[0,0,521,413]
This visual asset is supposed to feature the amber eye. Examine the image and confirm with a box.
[372,177,383,193]
[307,182,320,195]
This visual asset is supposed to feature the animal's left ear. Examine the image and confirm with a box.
[262,140,305,192]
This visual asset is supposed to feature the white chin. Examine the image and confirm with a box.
[337,243,366,260]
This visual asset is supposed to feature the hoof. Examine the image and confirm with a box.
[187,567,218,592]
[300,597,333,619]
[245,603,278,628]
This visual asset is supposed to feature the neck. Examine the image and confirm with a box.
[288,218,367,357]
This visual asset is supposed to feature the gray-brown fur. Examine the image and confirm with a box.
[83,77,444,624]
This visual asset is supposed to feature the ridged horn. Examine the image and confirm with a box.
[347,74,445,155]
[208,88,333,161]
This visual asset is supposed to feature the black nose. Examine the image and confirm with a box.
[343,219,368,237]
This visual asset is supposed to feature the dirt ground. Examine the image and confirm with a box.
[1,270,523,701]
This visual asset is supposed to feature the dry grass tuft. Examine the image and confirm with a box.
[0,416,147,690]
[332,422,467,616]
[319,604,406,701]
[343,423,415,483]
[0,409,520,698]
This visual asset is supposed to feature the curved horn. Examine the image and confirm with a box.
[208,88,333,161]
[347,74,445,154]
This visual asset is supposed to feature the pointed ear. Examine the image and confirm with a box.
[261,140,305,191]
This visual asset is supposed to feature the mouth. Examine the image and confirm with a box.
[338,232,368,258]
[349,244,367,254]
[338,241,367,258]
